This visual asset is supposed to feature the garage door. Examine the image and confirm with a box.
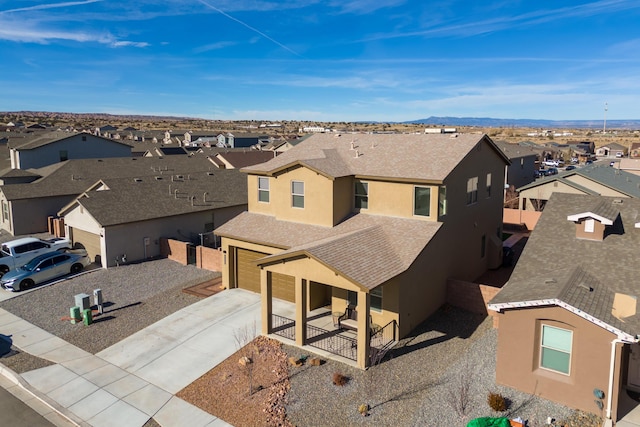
[70,227,101,264]
[236,248,295,302]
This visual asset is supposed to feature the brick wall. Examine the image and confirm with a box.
[160,238,188,265]
[197,246,222,271]
[160,238,222,272]
[503,208,542,230]
[446,279,501,327]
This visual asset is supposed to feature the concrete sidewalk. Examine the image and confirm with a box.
[0,288,271,427]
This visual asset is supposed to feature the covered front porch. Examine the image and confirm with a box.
[267,302,398,368]
[259,267,398,369]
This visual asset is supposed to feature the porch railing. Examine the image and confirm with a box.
[370,320,398,364]
[307,324,357,361]
[272,314,295,340]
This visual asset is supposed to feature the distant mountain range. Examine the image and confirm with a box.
[406,116,640,129]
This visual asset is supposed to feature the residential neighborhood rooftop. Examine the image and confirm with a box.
[489,193,640,337]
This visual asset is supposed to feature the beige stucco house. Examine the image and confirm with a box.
[215,133,510,368]
[518,163,640,212]
[489,193,640,426]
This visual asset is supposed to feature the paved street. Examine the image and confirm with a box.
[0,384,54,427]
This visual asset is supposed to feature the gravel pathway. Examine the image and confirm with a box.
[0,258,217,356]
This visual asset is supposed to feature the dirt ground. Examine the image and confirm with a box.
[177,336,293,427]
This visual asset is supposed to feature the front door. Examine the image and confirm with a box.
[628,344,640,392]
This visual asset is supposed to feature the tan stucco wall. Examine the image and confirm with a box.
[247,166,335,226]
[565,175,629,197]
[495,306,617,416]
[520,181,585,211]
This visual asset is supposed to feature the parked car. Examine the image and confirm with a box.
[565,165,576,171]
[544,167,558,176]
[533,170,542,179]
[0,237,71,276]
[543,160,559,167]
[0,249,90,292]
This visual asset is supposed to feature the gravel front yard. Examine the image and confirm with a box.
[0,258,217,355]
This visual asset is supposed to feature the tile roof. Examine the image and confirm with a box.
[517,163,640,197]
[243,133,507,182]
[489,193,640,336]
[0,156,220,201]
[61,169,247,226]
[215,150,275,169]
[216,212,441,290]
[493,140,540,159]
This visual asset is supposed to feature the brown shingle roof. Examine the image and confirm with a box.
[243,133,507,182]
[216,212,441,290]
[489,193,640,336]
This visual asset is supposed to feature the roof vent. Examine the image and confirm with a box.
[578,284,594,292]
[134,178,142,182]
[544,278,557,284]
[207,172,214,176]
[155,176,163,180]
[613,199,624,204]
[354,150,360,158]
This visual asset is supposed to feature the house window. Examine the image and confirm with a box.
[81,135,87,142]
[481,234,486,258]
[486,173,492,197]
[258,177,270,203]
[291,181,304,208]
[540,325,572,375]
[1,201,8,223]
[347,290,357,306]
[355,181,368,209]
[467,177,478,205]
[59,150,68,161]
[438,186,447,217]
[371,287,383,312]
[414,186,431,217]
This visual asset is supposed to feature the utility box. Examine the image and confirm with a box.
[70,306,81,324]
[93,289,103,314]
[83,309,93,326]
[74,293,90,311]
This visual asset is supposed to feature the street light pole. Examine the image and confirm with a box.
[604,102,608,134]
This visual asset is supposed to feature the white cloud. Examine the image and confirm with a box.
[111,40,150,48]
[193,41,237,53]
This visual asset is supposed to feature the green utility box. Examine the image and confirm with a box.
[83,309,93,326]
[70,306,81,324]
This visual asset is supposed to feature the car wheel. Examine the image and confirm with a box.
[19,279,34,291]
[70,264,83,274]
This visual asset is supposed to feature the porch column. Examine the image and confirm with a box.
[295,277,307,345]
[356,290,371,369]
[260,269,272,335]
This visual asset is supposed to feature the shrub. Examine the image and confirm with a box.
[332,372,349,386]
[488,392,507,412]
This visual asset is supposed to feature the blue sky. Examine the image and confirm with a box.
[1,0,640,122]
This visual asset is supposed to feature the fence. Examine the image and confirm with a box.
[160,238,223,271]
[446,278,501,328]
[503,208,542,230]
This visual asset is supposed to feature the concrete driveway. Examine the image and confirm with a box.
[1,288,272,426]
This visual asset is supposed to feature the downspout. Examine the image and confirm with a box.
[607,338,629,422]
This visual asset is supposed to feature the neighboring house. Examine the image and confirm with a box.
[488,193,640,425]
[143,146,189,157]
[211,150,275,169]
[596,143,627,158]
[619,159,640,176]
[9,132,132,169]
[58,169,247,267]
[517,164,640,212]
[629,142,640,159]
[0,156,221,235]
[215,133,510,368]
[218,133,271,148]
[494,140,538,190]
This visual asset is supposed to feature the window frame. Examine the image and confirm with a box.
[438,186,447,217]
[354,181,369,210]
[540,324,573,375]
[291,180,305,208]
[258,176,270,203]
[486,173,492,198]
[467,177,478,205]
[413,186,431,217]
[371,287,383,313]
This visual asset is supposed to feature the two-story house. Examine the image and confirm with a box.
[215,133,510,368]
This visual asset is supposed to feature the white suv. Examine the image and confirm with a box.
[0,237,71,275]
